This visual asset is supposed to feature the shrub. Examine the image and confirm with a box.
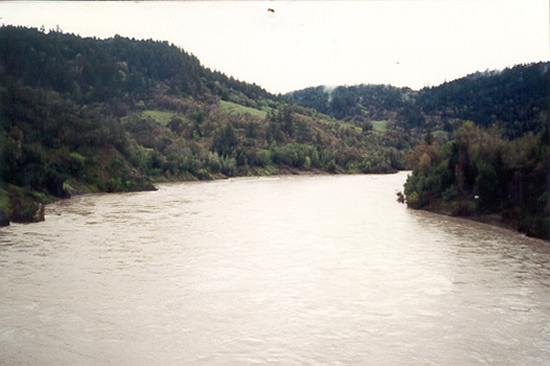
[442,185,458,203]
[406,191,422,209]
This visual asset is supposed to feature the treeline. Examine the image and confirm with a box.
[418,63,549,139]
[0,26,405,224]
[0,25,271,105]
[123,102,404,178]
[285,63,549,139]
[403,121,549,240]
[284,84,412,124]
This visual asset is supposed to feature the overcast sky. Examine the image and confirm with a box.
[1,1,549,93]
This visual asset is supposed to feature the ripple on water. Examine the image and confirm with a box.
[1,173,550,365]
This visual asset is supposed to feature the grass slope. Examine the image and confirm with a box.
[371,120,388,133]
[142,110,183,125]
[219,100,269,119]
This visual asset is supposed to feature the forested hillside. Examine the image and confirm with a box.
[402,122,549,240]
[0,26,407,225]
[1,26,547,232]
[417,63,549,139]
[286,63,549,240]
[402,64,549,239]
[285,62,549,139]
[284,84,412,123]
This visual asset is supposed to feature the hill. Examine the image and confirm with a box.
[417,63,549,139]
[0,26,406,224]
[285,63,549,239]
[285,62,549,140]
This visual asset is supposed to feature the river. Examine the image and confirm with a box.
[1,172,549,365]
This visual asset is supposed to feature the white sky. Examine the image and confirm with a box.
[1,1,549,93]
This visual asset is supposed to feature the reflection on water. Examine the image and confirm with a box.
[1,172,549,365]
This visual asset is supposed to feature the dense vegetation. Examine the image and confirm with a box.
[402,122,549,240]
[285,63,549,139]
[1,26,547,236]
[417,64,549,139]
[284,84,412,123]
[286,64,549,240]
[0,26,407,224]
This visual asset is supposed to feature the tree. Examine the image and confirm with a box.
[424,127,434,145]
[474,160,499,210]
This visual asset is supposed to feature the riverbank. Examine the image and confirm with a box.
[0,177,156,226]
[409,199,549,241]
[1,166,387,226]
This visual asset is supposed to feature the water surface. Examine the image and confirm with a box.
[1,172,549,365]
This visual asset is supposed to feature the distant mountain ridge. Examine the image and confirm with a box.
[417,63,549,138]
[0,25,273,105]
[284,62,549,138]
